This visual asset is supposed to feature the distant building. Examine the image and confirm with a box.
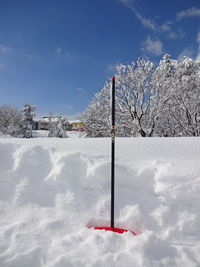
[36,117,85,131]
[38,120,49,130]
[37,116,61,131]
[69,120,85,131]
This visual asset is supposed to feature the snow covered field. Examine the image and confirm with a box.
[0,137,200,266]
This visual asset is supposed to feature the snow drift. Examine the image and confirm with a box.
[0,137,200,266]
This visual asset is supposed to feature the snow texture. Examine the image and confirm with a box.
[0,137,200,266]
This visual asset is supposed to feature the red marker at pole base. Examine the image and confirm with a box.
[94,226,136,235]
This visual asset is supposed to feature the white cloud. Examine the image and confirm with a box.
[119,0,134,7]
[66,112,83,120]
[77,87,86,96]
[119,0,157,30]
[135,12,157,31]
[26,54,34,60]
[106,63,117,74]
[160,21,185,39]
[119,1,184,39]
[178,31,200,61]
[141,36,164,56]
[119,0,159,32]
[176,7,200,20]
[0,44,12,54]
[56,46,72,60]
[56,46,62,54]
[63,104,73,110]
[197,31,200,44]
[0,59,6,69]
[196,31,200,60]
[177,48,194,61]
[0,44,13,69]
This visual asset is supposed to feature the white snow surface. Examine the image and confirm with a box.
[0,137,200,266]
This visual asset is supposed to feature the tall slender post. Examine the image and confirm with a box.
[111,77,115,228]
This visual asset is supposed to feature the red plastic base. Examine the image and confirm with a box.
[93,226,136,235]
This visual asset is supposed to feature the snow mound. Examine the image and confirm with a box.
[0,138,200,266]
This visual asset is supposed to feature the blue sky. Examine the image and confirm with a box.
[0,0,200,119]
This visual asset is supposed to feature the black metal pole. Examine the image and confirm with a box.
[111,77,115,228]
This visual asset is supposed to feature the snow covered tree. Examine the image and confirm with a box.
[83,81,111,137]
[21,104,36,138]
[169,57,200,136]
[115,58,157,137]
[48,116,57,137]
[151,54,178,136]
[49,116,67,138]
[84,55,200,137]
[84,58,159,137]
[56,117,67,138]
[83,78,128,137]
[0,105,23,136]
[153,55,200,136]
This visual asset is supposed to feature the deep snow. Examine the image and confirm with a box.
[0,137,200,266]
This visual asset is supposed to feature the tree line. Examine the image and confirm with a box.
[0,104,67,138]
[83,54,200,137]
